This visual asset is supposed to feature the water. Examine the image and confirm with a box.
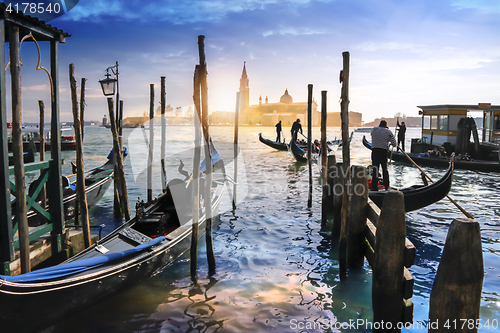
[39,126,500,332]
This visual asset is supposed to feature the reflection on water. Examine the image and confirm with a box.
[45,126,500,333]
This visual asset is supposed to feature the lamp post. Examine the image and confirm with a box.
[98,61,119,129]
[99,61,123,218]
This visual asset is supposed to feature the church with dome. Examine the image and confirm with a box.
[238,63,320,126]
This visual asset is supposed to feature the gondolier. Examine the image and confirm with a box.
[371,120,397,191]
[396,118,407,151]
[276,120,283,142]
[291,118,303,137]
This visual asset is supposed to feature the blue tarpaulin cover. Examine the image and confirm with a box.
[200,148,222,173]
[0,236,165,283]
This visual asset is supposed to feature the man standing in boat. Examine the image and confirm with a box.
[276,120,283,142]
[371,120,397,191]
[396,118,407,151]
[290,118,303,139]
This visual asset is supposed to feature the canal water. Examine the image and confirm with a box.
[38,126,499,332]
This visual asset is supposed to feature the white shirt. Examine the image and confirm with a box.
[371,126,397,149]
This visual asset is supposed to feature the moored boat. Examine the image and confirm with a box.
[0,158,226,332]
[363,135,500,172]
[368,157,454,211]
[13,148,128,227]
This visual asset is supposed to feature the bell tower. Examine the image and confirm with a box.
[239,62,249,114]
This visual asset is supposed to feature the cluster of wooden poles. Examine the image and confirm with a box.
[303,51,484,331]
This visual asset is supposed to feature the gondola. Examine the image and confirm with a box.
[0,156,226,333]
[368,158,454,211]
[259,132,306,151]
[18,148,128,227]
[288,132,343,163]
[363,135,500,173]
[288,132,312,163]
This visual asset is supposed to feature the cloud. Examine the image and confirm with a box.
[262,27,328,37]
[451,0,500,13]
[61,0,334,24]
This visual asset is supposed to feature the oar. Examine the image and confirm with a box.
[397,146,473,219]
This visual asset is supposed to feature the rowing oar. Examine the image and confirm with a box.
[397,146,473,219]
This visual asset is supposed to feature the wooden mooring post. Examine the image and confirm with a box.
[372,190,407,331]
[160,76,167,193]
[232,91,240,210]
[331,161,344,239]
[340,51,350,174]
[38,100,46,208]
[191,65,202,280]
[320,90,328,229]
[107,98,130,221]
[69,64,91,248]
[307,84,313,208]
[198,35,216,275]
[429,218,483,332]
[148,83,154,202]
[348,165,368,269]
[333,166,416,326]
[9,25,30,273]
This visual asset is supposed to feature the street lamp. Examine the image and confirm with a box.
[98,71,117,96]
[98,61,119,128]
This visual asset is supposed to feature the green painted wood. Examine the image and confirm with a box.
[25,169,49,211]
[9,160,50,175]
[13,223,53,250]
[0,18,14,263]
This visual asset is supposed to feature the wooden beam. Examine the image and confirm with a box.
[48,39,64,248]
[10,25,30,273]
[0,17,14,268]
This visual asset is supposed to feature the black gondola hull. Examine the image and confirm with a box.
[0,178,225,333]
[363,135,500,172]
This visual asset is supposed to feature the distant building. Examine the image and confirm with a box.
[238,63,320,126]
[210,111,235,125]
[326,111,363,127]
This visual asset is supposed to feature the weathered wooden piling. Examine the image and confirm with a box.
[372,190,406,331]
[325,155,336,218]
[80,78,86,140]
[320,90,328,229]
[348,165,369,269]
[338,181,349,280]
[148,84,154,202]
[10,25,30,273]
[107,97,130,221]
[69,64,91,248]
[38,100,46,208]
[160,76,167,192]
[232,91,240,210]
[340,51,350,175]
[198,35,216,275]
[191,65,202,280]
[307,84,313,208]
[332,161,344,238]
[429,218,483,332]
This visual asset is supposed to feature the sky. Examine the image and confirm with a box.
[7,0,500,123]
